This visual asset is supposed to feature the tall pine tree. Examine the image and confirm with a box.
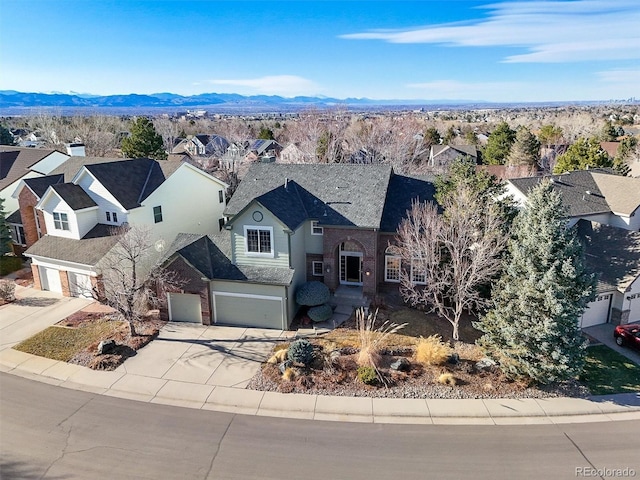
[475,181,596,384]
[121,117,167,160]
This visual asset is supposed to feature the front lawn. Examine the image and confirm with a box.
[14,318,123,362]
[579,345,640,395]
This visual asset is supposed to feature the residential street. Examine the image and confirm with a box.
[1,374,638,480]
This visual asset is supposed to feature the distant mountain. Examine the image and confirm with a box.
[0,90,471,110]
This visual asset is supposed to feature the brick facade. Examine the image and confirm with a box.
[164,256,211,325]
[60,270,70,297]
[305,253,325,282]
[18,186,46,248]
[31,264,41,290]
[322,227,378,296]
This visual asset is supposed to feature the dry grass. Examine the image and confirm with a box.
[415,335,452,366]
[14,319,124,362]
[389,307,482,344]
[355,308,407,367]
[438,372,457,386]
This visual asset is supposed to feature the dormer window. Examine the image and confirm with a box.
[53,212,69,231]
[244,225,273,257]
[311,220,323,235]
[106,211,118,223]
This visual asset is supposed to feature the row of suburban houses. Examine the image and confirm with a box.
[2,145,639,331]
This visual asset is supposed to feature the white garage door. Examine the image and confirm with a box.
[581,294,611,328]
[68,272,93,298]
[39,266,62,294]
[212,292,283,329]
[168,293,203,323]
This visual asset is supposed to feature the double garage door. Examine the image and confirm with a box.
[39,266,93,298]
[212,291,284,329]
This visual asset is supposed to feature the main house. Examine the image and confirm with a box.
[161,163,435,329]
[20,157,228,298]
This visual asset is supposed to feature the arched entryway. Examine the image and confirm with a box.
[339,240,363,286]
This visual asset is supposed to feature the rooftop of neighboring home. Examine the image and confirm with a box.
[25,223,122,267]
[508,169,640,217]
[431,144,478,158]
[577,220,640,293]
[224,163,436,232]
[0,146,64,190]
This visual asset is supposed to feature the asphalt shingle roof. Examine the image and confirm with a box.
[24,224,121,266]
[225,164,395,230]
[0,146,62,190]
[51,183,97,210]
[49,156,127,182]
[509,169,612,217]
[380,174,436,233]
[83,158,167,210]
[23,174,64,197]
[166,233,294,285]
[577,220,640,293]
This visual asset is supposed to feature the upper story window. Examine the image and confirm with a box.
[218,190,225,204]
[311,220,323,235]
[11,225,26,246]
[153,206,163,223]
[53,212,70,231]
[106,211,119,223]
[244,226,273,257]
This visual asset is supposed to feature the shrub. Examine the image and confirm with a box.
[0,256,23,276]
[307,303,333,323]
[287,339,314,365]
[296,281,330,306]
[356,308,406,367]
[357,365,378,385]
[267,348,289,364]
[415,335,452,366]
[438,372,457,386]
[0,279,16,302]
[282,367,297,382]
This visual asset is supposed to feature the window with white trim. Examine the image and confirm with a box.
[153,206,163,223]
[106,212,111,222]
[11,225,26,245]
[411,259,427,285]
[219,190,225,204]
[244,226,273,256]
[385,255,401,282]
[311,220,323,235]
[53,212,69,231]
[312,261,324,276]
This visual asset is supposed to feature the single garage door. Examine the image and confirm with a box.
[580,294,612,328]
[68,272,93,298]
[212,292,283,329]
[39,266,62,294]
[168,293,203,323]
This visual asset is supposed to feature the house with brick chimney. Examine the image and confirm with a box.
[160,163,435,329]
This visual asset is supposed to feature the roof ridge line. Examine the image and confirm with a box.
[137,159,159,205]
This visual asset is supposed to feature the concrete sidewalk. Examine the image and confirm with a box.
[1,287,639,425]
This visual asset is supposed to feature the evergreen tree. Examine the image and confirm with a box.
[121,117,167,160]
[482,121,516,165]
[553,137,611,174]
[601,120,618,142]
[475,181,596,384]
[0,198,13,255]
[507,126,540,167]
[0,125,15,145]
[257,126,275,140]
[423,126,441,147]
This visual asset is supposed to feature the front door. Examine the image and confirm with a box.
[340,252,362,285]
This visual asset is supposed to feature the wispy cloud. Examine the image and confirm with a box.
[341,0,640,63]
[206,75,319,96]
[596,69,640,84]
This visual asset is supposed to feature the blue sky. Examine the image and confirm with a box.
[1,0,638,102]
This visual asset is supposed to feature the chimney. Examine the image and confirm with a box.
[66,143,86,157]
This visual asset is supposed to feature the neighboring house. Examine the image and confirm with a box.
[577,220,640,328]
[279,143,311,164]
[476,164,539,181]
[244,139,282,162]
[429,144,478,168]
[600,141,620,160]
[185,134,230,157]
[505,169,640,231]
[161,163,435,329]
[23,158,228,298]
[1,146,70,252]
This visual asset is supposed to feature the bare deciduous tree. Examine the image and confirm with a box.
[98,226,182,336]
[393,186,506,341]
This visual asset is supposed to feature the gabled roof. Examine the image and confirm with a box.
[380,174,436,233]
[591,172,640,216]
[248,139,281,155]
[508,169,616,217]
[80,158,167,210]
[431,144,477,158]
[24,224,121,267]
[0,146,63,190]
[49,156,127,182]
[23,174,64,198]
[51,183,98,211]
[577,220,640,293]
[225,164,394,230]
[166,233,294,285]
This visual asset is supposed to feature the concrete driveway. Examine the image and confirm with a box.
[0,285,93,352]
[583,323,640,366]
